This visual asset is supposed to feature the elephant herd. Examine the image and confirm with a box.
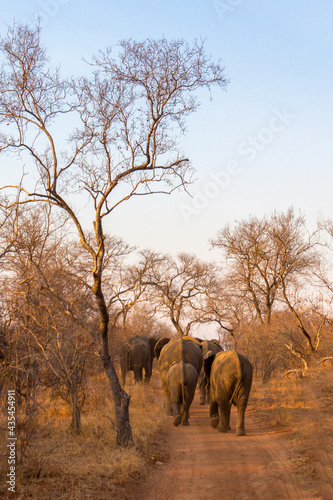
[120,335,253,436]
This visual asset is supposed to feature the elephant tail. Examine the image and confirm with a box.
[180,337,187,411]
[182,359,186,409]
[229,379,241,406]
[229,352,242,405]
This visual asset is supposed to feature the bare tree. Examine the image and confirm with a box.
[138,251,219,336]
[0,204,93,431]
[211,208,325,367]
[202,278,248,346]
[211,208,321,326]
[0,23,227,445]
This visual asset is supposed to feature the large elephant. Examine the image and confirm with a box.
[166,361,198,426]
[204,350,253,436]
[120,336,158,385]
[157,337,203,416]
[198,339,223,405]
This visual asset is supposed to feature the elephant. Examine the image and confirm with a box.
[166,361,199,426]
[157,336,203,416]
[198,339,223,405]
[204,349,253,436]
[120,336,158,385]
[154,337,172,360]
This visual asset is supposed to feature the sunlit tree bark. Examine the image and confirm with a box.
[0,23,227,445]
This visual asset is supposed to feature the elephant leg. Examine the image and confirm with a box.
[164,389,173,416]
[236,394,249,436]
[205,381,211,404]
[181,405,189,426]
[172,403,181,426]
[209,400,219,429]
[218,401,231,433]
[198,373,206,405]
[199,393,205,405]
[182,384,196,425]
[133,367,142,383]
[161,379,173,415]
[143,360,152,384]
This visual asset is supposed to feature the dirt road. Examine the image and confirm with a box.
[124,369,333,500]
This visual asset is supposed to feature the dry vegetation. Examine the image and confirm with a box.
[0,369,166,499]
[250,361,333,493]
[1,21,333,499]
[2,361,333,499]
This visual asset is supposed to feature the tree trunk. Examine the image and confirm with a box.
[281,283,315,352]
[102,354,133,446]
[94,276,134,447]
[69,384,82,434]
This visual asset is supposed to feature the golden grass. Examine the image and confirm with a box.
[250,372,313,428]
[0,372,166,499]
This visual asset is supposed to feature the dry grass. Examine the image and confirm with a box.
[0,371,166,499]
[250,364,331,429]
[250,363,333,497]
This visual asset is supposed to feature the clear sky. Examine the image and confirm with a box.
[1,0,333,262]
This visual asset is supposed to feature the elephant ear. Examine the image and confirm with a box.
[154,337,171,359]
[210,339,223,349]
[201,340,209,356]
[149,337,159,358]
[203,350,215,380]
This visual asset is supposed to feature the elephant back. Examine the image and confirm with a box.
[158,337,203,380]
[211,350,253,405]
[212,350,240,375]
[166,361,199,386]
[129,336,149,357]
[201,339,223,357]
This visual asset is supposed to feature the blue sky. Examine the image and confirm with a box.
[1,0,333,260]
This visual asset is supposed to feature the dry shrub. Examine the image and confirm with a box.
[0,371,165,499]
[250,361,333,433]
[250,373,312,428]
[129,383,166,452]
[238,322,294,382]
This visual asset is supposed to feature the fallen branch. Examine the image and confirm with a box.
[281,369,307,379]
[317,356,333,366]
[284,343,309,371]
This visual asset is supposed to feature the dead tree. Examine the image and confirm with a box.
[0,24,227,445]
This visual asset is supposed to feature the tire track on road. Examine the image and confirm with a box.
[130,373,310,500]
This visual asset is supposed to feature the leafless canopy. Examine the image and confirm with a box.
[137,251,219,336]
[211,208,324,352]
[0,23,227,446]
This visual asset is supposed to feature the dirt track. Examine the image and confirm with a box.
[124,368,333,500]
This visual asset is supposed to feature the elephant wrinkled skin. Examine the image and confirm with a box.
[204,349,253,436]
[120,336,158,385]
[157,337,203,416]
[198,339,223,405]
[166,361,198,426]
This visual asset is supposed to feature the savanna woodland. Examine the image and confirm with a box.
[1,23,333,499]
